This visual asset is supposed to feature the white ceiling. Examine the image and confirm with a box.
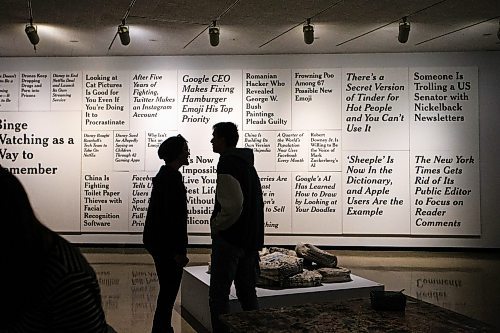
[1,0,499,57]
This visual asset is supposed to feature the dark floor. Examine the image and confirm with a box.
[82,247,500,332]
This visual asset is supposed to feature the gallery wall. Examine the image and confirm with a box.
[1,52,498,248]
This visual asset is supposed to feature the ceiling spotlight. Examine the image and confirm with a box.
[25,24,39,46]
[118,20,130,46]
[26,1,38,49]
[209,20,220,47]
[303,18,314,44]
[398,16,411,43]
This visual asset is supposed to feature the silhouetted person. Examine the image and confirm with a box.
[143,135,190,333]
[208,122,265,332]
[0,166,113,333]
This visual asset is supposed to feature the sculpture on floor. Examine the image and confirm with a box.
[295,242,338,268]
[256,243,351,289]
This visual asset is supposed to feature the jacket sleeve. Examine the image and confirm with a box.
[144,169,187,256]
[211,173,243,232]
[167,174,188,255]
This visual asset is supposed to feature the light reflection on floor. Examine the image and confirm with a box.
[83,248,500,332]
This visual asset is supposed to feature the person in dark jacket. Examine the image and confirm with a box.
[208,122,265,333]
[143,135,190,333]
[0,166,114,333]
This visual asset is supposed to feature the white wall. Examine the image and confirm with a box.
[0,52,498,248]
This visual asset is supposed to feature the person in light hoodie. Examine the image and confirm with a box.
[208,122,265,333]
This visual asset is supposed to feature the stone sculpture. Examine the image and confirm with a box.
[256,244,351,289]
